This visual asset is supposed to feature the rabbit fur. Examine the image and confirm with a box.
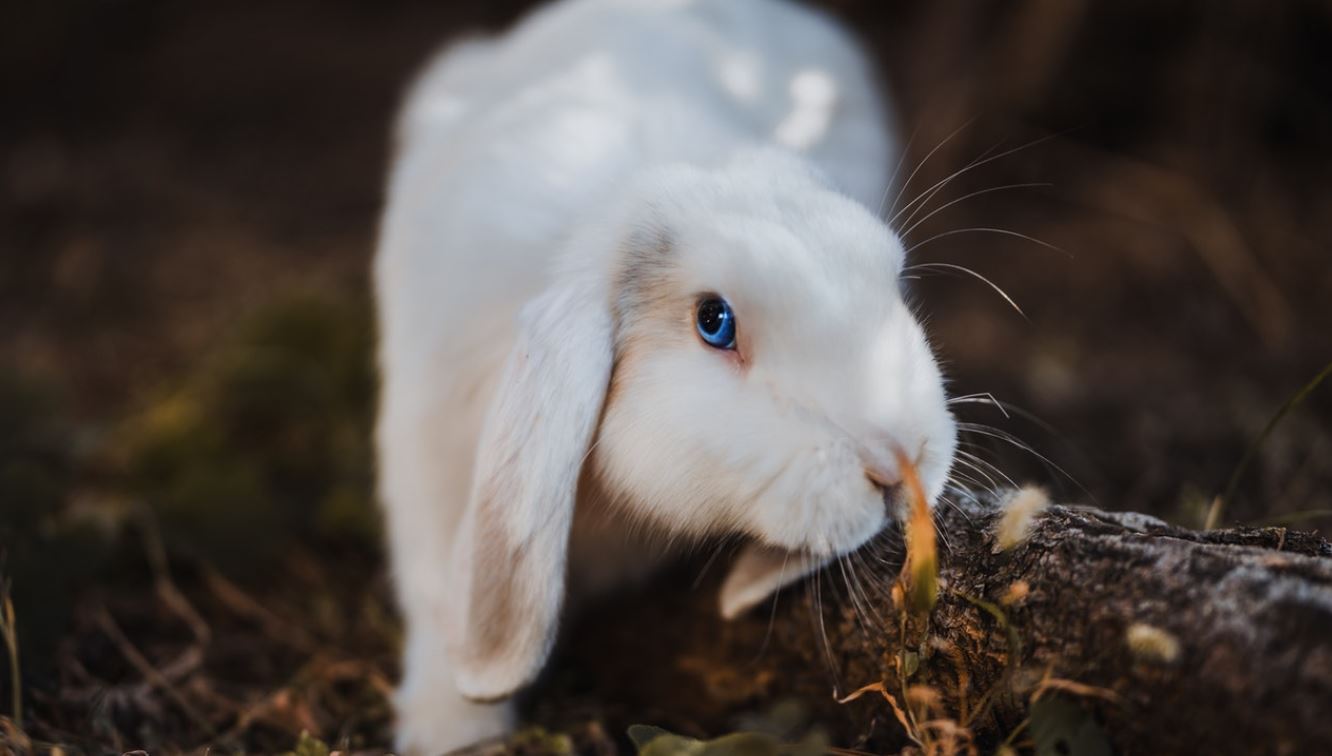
[373,0,958,751]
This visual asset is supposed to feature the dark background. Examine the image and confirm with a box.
[2,0,1330,751]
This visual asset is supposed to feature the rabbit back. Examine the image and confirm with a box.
[377,0,894,347]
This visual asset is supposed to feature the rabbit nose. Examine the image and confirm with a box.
[865,466,906,513]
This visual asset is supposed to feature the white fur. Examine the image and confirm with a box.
[373,1,956,752]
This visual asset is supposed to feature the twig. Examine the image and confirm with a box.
[836,680,920,746]
[202,568,317,651]
[93,606,224,743]
[1030,676,1124,706]
[998,716,1031,750]
[2,587,20,728]
[138,507,211,644]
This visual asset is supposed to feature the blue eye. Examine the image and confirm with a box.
[696,297,736,349]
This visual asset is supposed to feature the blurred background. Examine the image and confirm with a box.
[2,0,1330,751]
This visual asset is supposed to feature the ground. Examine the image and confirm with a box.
[1,1,1330,753]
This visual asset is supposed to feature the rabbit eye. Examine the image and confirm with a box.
[696,297,736,350]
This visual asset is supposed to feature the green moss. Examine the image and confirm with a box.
[121,294,381,572]
[283,730,331,756]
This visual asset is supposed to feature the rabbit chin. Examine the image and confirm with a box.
[589,382,939,562]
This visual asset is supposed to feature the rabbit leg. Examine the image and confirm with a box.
[394,630,512,755]
[378,382,510,753]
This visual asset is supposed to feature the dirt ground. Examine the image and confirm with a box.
[2,0,1331,753]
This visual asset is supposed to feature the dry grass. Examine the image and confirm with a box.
[2,579,20,730]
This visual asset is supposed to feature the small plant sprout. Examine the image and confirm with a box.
[994,486,1051,552]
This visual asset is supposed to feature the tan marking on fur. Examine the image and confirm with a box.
[465,486,522,664]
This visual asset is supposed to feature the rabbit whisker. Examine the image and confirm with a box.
[957,422,1086,494]
[905,226,1066,259]
[945,466,997,498]
[956,448,1018,489]
[836,555,870,636]
[877,121,921,218]
[895,137,1010,230]
[847,548,880,596]
[885,117,978,219]
[955,395,1074,445]
[808,562,842,694]
[902,261,1027,320]
[691,534,741,591]
[938,490,977,527]
[891,131,1060,229]
[949,460,1001,500]
[862,536,902,571]
[841,551,884,630]
[931,507,954,554]
[948,392,1012,419]
[899,182,1052,239]
[749,547,792,665]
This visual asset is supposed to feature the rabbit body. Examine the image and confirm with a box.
[374,1,940,752]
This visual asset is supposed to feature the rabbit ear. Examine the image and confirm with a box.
[719,543,831,620]
[449,271,613,701]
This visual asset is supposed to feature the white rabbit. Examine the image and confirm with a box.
[373,0,958,752]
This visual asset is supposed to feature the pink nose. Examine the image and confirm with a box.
[865,465,905,513]
[865,465,899,490]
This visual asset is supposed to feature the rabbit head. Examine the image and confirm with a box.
[448,148,957,701]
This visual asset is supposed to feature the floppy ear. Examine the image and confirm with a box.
[448,271,613,701]
[719,543,831,620]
